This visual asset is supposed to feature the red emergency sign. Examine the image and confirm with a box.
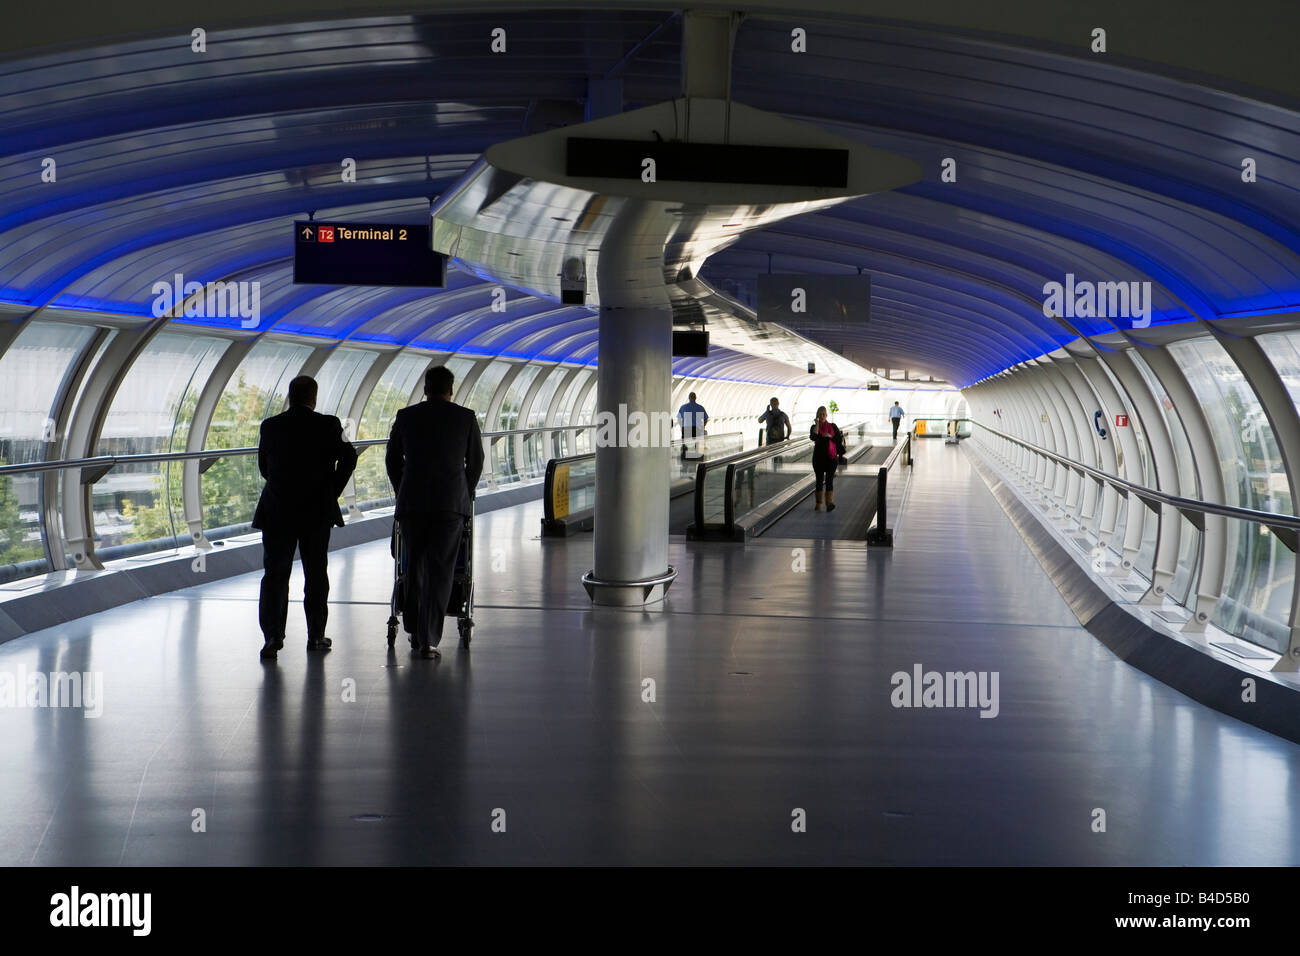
[1115,414,1129,427]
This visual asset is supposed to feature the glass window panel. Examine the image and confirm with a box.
[1168,337,1292,652]
[353,353,431,508]
[441,357,476,396]
[358,354,429,441]
[0,322,96,578]
[525,367,568,430]
[460,361,511,429]
[92,332,228,554]
[202,340,313,534]
[313,348,378,421]
[497,364,541,432]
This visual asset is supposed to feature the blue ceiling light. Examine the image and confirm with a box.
[0,10,1295,389]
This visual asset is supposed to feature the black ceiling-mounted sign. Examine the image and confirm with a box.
[293,221,446,287]
[566,138,849,188]
[757,274,871,328]
[672,330,710,357]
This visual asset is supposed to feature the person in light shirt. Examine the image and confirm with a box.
[888,401,905,440]
[677,392,709,458]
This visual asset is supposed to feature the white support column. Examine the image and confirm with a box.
[1136,345,1229,632]
[583,303,675,605]
[1020,371,1064,496]
[1075,357,1126,543]
[1054,359,1106,525]
[1107,350,1183,601]
[1043,367,1085,509]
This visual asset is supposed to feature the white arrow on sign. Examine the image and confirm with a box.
[301,226,314,240]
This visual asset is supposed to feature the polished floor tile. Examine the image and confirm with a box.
[2,442,1298,865]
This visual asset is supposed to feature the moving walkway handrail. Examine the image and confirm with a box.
[722,440,816,530]
[867,430,913,546]
[544,431,744,528]
[975,420,1300,535]
[694,420,869,535]
[694,437,811,533]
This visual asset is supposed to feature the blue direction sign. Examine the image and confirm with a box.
[293,221,446,287]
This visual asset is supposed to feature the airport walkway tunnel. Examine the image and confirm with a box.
[2,0,1300,878]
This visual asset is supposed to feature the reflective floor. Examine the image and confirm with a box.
[3,442,1299,865]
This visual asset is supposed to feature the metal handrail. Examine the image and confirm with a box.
[691,420,869,537]
[974,420,1300,538]
[543,431,744,530]
[867,430,913,546]
[698,439,812,534]
[0,423,599,478]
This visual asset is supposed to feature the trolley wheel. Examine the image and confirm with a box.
[458,617,473,647]
[385,616,398,648]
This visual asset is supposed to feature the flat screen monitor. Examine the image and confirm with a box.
[672,330,710,357]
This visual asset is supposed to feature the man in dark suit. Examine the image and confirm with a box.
[252,375,358,660]
[385,365,484,659]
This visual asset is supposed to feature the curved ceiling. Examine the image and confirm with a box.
[0,8,1297,387]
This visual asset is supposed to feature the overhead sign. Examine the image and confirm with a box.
[1115,414,1130,427]
[566,138,849,188]
[672,330,709,357]
[294,221,446,287]
[758,275,870,329]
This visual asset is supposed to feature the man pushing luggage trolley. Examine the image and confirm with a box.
[384,365,485,659]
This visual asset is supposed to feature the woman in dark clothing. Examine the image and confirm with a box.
[810,405,845,512]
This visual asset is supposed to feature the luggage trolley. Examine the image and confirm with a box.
[385,503,475,649]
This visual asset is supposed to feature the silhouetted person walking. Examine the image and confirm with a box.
[889,401,904,441]
[386,366,484,659]
[253,375,358,661]
[677,391,709,458]
[810,405,845,512]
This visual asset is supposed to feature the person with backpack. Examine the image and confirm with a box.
[810,405,845,512]
[758,397,791,445]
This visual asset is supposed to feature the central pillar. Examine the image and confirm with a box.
[583,304,676,605]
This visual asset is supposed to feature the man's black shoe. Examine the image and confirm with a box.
[306,636,333,652]
[260,637,284,661]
